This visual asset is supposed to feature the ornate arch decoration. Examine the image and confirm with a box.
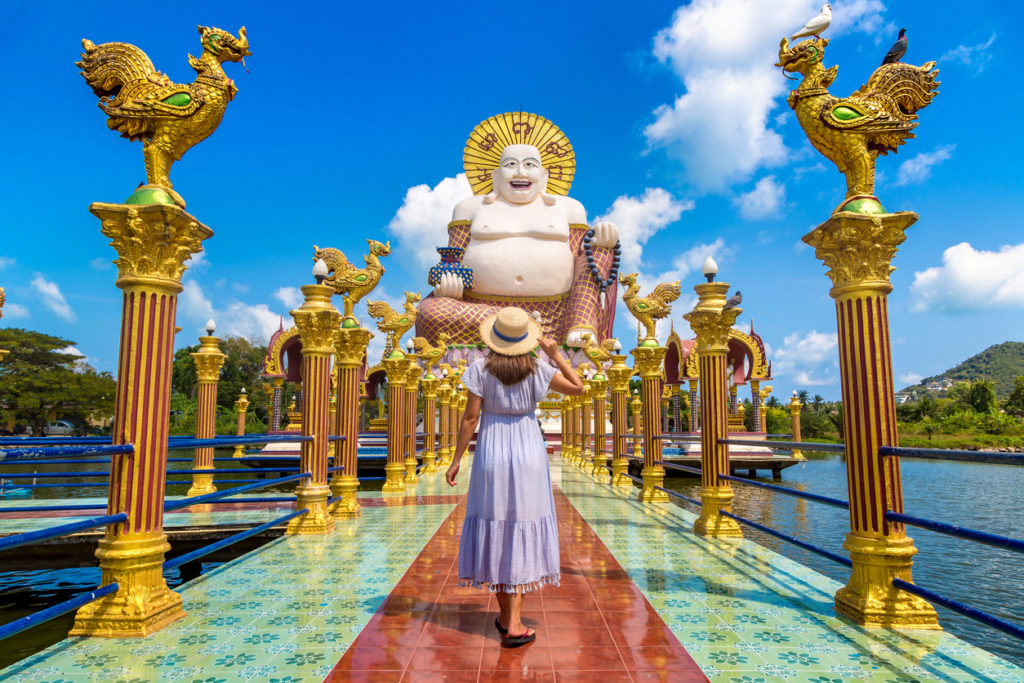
[262,325,303,381]
[665,329,683,385]
[364,364,387,402]
[679,328,770,382]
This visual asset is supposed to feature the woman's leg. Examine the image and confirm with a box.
[506,589,532,637]
[496,591,511,630]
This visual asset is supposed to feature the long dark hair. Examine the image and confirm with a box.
[484,351,536,386]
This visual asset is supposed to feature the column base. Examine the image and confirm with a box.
[329,475,362,518]
[792,449,805,460]
[232,445,245,458]
[610,459,633,487]
[382,462,406,492]
[186,472,217,497]
[403,457,419,484]
[834,533,940,629]
[421,451,438,473]
[638,466,670,503]
[590,455,610,482]
[286,484,335,535]
[70,533,185,637]
[693,486,744,538]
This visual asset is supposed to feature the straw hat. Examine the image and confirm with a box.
[480,307,541,356]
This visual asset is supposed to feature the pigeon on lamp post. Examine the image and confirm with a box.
[723,291,742,311]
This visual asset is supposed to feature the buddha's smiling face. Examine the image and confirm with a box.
[493,145,548,204]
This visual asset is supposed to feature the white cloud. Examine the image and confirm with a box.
[772,329,838,386]
[2,302,29,319]
[179,280,283,342]
[894,145,954,186]
[942,33,996,74]
[387,174,473,270]
[31,274,76,322]
[183,250,209,272]
[899,372,923,385]
[645,0,886,192]
[274,286,304,311]
[734,176,786,220]
[58,345,93,371]
[910,242,1024,313]
[90,257,112,271]
[649,238,730,286]
[0,256,14,269]
[595,188,693,270]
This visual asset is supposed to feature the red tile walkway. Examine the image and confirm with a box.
[325,488,707,682]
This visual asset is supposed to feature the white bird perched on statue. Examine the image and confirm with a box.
[723,290,742,311]
[791,4,832,40]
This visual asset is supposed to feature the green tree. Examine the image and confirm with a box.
[171,335,270,422]
[811,394,824,414]
[797,389,810,405]
[1004,376,1024,418]
[966,379,998,414]
[0,328,116,434]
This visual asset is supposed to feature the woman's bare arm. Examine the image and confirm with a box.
[446,392,482,486]
[538,337,584,396]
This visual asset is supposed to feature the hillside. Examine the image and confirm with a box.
[902,341,1024,399]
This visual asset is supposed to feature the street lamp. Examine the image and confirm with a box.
[702,256,718,283]
[205,318,216,336]
[313,258,329,284]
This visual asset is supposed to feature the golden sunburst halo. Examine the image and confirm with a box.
[463,112,575,196]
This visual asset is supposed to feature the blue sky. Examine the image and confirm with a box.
[0,1,1019,400]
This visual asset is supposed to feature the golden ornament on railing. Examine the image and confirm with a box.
[619,274,681,346]
[367,291,421,358]
[314,240,390,321]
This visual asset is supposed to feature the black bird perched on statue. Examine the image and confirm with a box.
[882,28,908,64]
[723,291,742,311]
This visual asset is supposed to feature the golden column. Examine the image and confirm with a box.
[72,203,212,637]
[420,371,439,473]
[232,389,250,458]
[403,355,422,485]
[579,370,593,468]
[630,391,643,460]
[804,210,938,628]
[632,343,669,503]
[684,270,743,538]
[188,325,226,496]
[559,396,568,459]
[573,391,585,465]
[562,395,574,460]
[589,372,609,481]
[436,372,452,465]
[330,321,372,517]
[382,352,408,492]
[286,275,340,535]
[788,393,805,460]
[607,352,632,487]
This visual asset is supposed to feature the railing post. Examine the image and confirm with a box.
[232,390,249,458]
[330,322,372,517]
[630,392,643,459]
[71,203,211,636]
[788,394,805,460]
[573,387,585,465]
[188,332,226,496]
[607,354,632,486]
[632,343,668,503]
[420,372,439,473]
[684,280,743,538]
[286,283,340,535]
[382,353,407,492]
[559,395,569,459]
[404,357,421,485]
[270,377,284,431]
[805,210,938,628]
[590,372,609,481]
[436,376,452,465]
[750,380,762,433]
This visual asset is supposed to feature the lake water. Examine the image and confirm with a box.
[2,450,1022,669]
[663,452,1024,668]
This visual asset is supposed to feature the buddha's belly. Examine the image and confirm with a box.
[462,237,573,297]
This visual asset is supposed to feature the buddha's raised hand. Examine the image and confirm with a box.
[592,221,619,249]
[434,271,464,299]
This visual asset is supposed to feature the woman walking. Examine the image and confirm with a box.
[445,307,584,647]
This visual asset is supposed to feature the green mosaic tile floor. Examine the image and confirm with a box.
[0,473,463,683]
[557,460,1024,682]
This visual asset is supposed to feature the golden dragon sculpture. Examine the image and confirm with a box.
[366,292,421,358]
[619,273,682,345]
[776,37,939,213]
[78,26,250,203]
[313,240,391,321]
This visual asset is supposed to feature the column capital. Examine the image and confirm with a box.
[235,391,250,412]
[606,355,632,392]
[684,282,741,354]
[191,335,226,382]
[291,284,342,354]
[93,203,213,291]
[788,395,803,416]
[803,211,917,298]
[631,346,667,379]
[334,326,373,366]
[421,375,438,398]
[589,375,608,397]
[405,357,423,389]
[382,356,408,386]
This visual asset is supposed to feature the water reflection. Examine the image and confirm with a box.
[662,451,1024,667]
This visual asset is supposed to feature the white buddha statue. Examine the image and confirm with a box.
[416,113,620,348]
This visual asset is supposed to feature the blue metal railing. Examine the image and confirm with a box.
[0,444,134,461]
[164,508,308,571]
[893,578,1024,642]
[0,512,128,553]
[718,509,853,568]
[880,445,1024,466]
[720,437,846,453]
[0,583,119,642]
[885,511,1024,555]
[164,473,311,511]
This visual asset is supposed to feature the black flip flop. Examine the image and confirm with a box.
[501,627,536,648]
[494,617,507,635]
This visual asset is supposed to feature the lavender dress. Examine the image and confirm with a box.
[458,358,560,592]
